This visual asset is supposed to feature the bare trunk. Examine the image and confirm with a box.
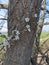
[3,0,42,65]
[31,1,46,64]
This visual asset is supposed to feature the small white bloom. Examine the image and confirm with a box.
[12,30,20,35]
[34,14,37,17]
[25,17,30,22]
[26,24,30,28]
[15,30,20,40]
[15,35,19,40]
[16,30,20,35]
[41,5,44,8]
[26,24,31,32]
[28,28,31,32]
[12,30,20,40]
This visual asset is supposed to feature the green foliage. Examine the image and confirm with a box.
[40,32,49,39]
[40,32,49,48]
[0,37,4,43]
[0,34,8,43]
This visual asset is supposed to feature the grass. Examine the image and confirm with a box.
[40,38,49,51]
[40,32,49,39]
[40,32,49,48]
[0,37,4,43]
[0,34,8,43]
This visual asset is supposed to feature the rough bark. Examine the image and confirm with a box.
[31,0,46,64]
[35,0,46,53]
[3,0,42,65]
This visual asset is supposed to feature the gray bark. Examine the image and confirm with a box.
[31,1,46,64]
[3,0,42,65]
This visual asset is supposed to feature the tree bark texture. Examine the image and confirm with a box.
[31,1,46,64]
[3,0,42,65]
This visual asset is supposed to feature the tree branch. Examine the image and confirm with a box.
[0,4,8,9]
[44,22,49,25]
[0,18,7,20]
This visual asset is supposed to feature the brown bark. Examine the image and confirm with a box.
[3,0,42,65]
[35,0,46,53]
[31,1,46,65]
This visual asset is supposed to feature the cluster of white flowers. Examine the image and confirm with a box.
[0,30,21,48]
[7,30,20,41]
[26,24,31,32]
[25,17,31,32]
[15,30,20,40]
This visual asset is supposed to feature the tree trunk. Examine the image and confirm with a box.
[34,0,46,54]
[31,1,46,64]
[3,0,42,65]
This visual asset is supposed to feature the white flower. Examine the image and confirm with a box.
[26,24,30,28]
[34,14,37,17]
[12,30,20,40]
[26,24,31,32]
[16,30,20,35]
[12,30,20,35]
[25,17,30,22]
[15,35,20,40]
